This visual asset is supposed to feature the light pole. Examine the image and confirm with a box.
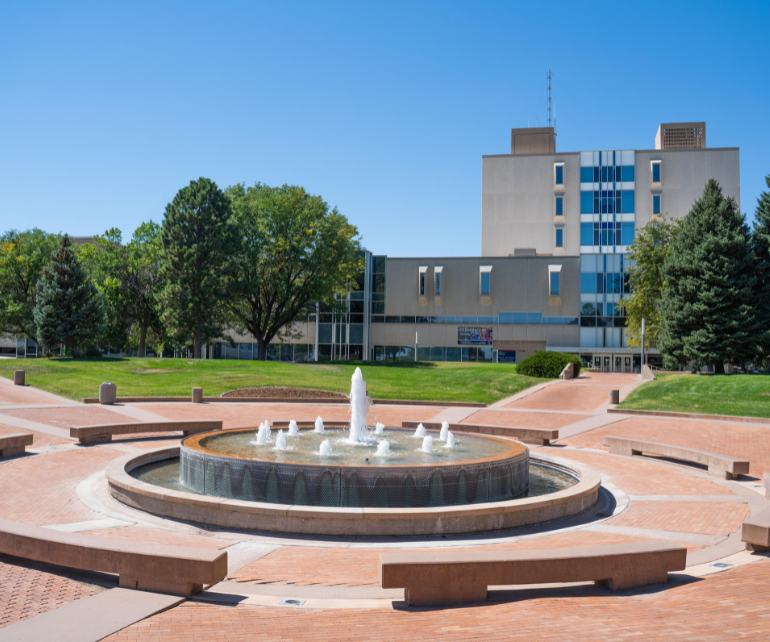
[641,317,646,373]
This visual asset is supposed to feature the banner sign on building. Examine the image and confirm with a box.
[498,350,517,364]
[457,327,493,345]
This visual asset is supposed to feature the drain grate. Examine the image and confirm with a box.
[710,563,732,569]
[279,598,306,607]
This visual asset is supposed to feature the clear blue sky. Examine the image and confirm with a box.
[2,1,768,257]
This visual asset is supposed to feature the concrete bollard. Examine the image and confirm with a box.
[13,370,25,386]
[609,389,620,405]
[192,387,203,404]
[99,382,117,405]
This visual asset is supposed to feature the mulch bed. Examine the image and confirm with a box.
[221,387,348,399]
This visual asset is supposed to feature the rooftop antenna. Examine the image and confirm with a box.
[547,70,552,128]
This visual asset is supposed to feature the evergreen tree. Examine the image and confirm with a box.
[753,174,770,368]
[33,235,107,356]
[158,178,236,358]
[658,179,758,372]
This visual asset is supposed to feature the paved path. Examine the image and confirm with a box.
[0,373,768,640]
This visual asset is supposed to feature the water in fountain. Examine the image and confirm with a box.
[446,432,455,448]
[375,440,390,456]
[348,367,372,444]
[439,422,449,441]
[288,420,299,436]
[319,439,332,456]
[413,423,426,438]
[275,429,287,450]
[420,435,433,453]
[314,417,325,433]
[375,422,385,434]
[252,421,271,445]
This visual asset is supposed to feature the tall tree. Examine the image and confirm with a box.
[158,178,236,358]
[33,235,107,356]
[658,179,758,372]
[226,183,363,360]
[753,174,770,367]
[623,214,678,349]
[0,229,61,341]
[80,222,165,357]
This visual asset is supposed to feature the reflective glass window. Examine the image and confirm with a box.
[556,197,563,216]
[622,222,635,245]
[580,223,593,246]
[498,312,514,324]
[555,165,563,185]
[513,313,527,324]
[580,191,593,214]
[481,272,490,295]
[580,167,593,183]
[419,273,425,296]
[622,190,635,213]
[653,195,661,215]
[621,166,635,182]
[555,228,563,247]
[435,272,441,295]
[550,273,560,296]
[652,162,661,182]
[526,312,542,324]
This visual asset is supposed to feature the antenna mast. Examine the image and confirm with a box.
[547,70,552,128]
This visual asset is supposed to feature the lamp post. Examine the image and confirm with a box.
[641,317,646,372]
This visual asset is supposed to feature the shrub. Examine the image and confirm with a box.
[516,351,582,379]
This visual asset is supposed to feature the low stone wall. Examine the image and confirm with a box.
[106,448,601,537]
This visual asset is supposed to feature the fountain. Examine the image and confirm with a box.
[319,439,332,456]
[446,431,456,448]
[288,420,299,436]
[253,421,270,445]
[314,417,325,433]
[420,435,433,453]
[275,430,287,450]
[439,422,449,441]
[413,423,427,438]
[375,440,390,456]
[348,367,371,444]
[375,422,385,434]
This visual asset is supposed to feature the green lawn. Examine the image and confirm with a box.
[619,373,770,418]
[0,358,543,405]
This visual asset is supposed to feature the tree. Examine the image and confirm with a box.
[158,178,236,358]
[753,174,770,367]
[33,234,107,356]
[226,183,363,360]
[622,214,678,349]
[0,229,61,341]
[80,222,166,357]
[658,179,758,372]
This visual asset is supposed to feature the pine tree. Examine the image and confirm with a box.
[753,174,770,368]
[157,178,236,358]
[658,179,758,372]
[33,235,107,356]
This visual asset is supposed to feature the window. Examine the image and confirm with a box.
[653,195,661,215]
[652,162,661,183]
[435,272,441,295]
[555,165,564,185]
[580,273,597,293]
[621,222,635,245]
[621,190,635,213]
[555,197,563,216]
[580,191,593,214]
[580,223,593,246]
[419,273,425,296]
[481,272,490,295]
[550,272,560,296]
[621,166,635,182]
[580,167,593,183]
[555,228,563,248]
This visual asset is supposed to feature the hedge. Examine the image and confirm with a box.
[516,351,582,379]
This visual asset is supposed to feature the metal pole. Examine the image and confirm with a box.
[314,302,319,362]
[415,331,418,362]
[641,318,646,371]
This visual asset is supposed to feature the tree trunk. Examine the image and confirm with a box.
[257,338,267,361]
[137,324,147,358]
[72,345,80,359]
[193,331,201,359]
[714,361,725,374]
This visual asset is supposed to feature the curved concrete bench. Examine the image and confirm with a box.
[402,421,557,446]
[70,420,223,445]
[380,541,687,606]
[0,517,227,595]
[602,435,749,480]
[741,506,770,551]
[0,433,33,458]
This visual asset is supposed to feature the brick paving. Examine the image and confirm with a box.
[106,560,770,641]
[562,416,770,478]
[0,555,98,629]
[605,501,751,536]
[0,383,59,406]
[0,406,135,430]
[460,409,586,430]
[80,526,232,550]
[505,383,613,412]
[0,423,71,447]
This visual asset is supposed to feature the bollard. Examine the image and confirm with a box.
[192,387,203,404]
[99,382,117,404]
[13,370,25,386]
[609,389,620,405]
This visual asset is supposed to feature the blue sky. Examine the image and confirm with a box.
[1,1,768,256]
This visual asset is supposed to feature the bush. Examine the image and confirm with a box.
[516,351,582,379]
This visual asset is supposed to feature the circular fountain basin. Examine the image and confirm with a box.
[179,427,529,509]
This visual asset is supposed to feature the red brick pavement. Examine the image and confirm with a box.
[106,560,770,641]
[0,383,59,406]
[80,526,232,550]
[0,447,121,525]
[460,410,586,430]
[505,383,613,412]
[562,416,770,478]
[135,403,445,430]
[605,500,751,536]
[0,423,71,447]
[0,406,135,430]
[0,555,98,629]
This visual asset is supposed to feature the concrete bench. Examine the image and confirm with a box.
[0,517,227,595]
[401,421,558,446]
[380,541,687,606]
[602,435,750,479]
[70,420,223,445]
[741,507,770,551]
[0,433,33,458]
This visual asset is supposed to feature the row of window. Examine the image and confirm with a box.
[375,346,497,362]
[580,222,635,247]
[580,190,635,215]
[580,272,631,295]
[581,302,626,317]
[371,314,578,325]
[580,165,635,184]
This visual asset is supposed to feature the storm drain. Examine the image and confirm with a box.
[279,599,306,607]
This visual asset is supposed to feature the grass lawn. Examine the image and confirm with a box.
[619,373,770,419]
[0,358,544,405]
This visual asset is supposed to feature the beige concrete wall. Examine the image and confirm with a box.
[634,147,740,227]
[481,152,581,257]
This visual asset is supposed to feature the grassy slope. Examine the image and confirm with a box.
[0,358,543,405]
[619,373,770,418]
